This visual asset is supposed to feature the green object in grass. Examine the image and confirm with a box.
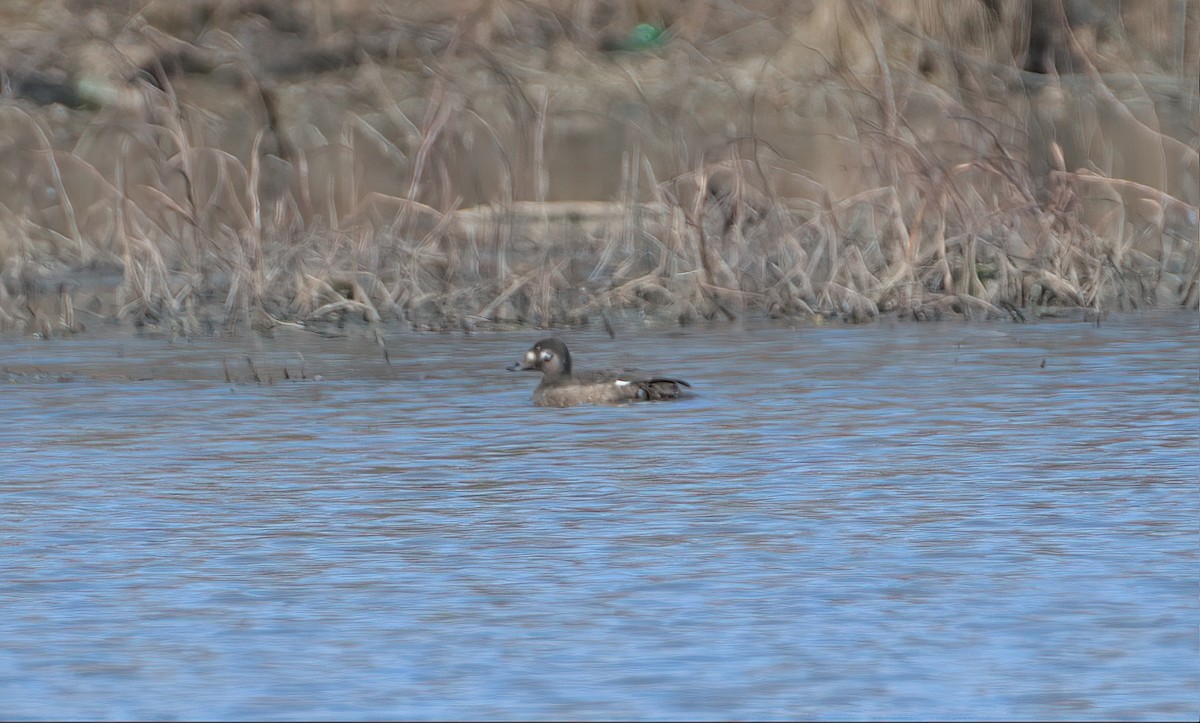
[601,23,667,53]
[627,23,665,50]
[633,23,662,45]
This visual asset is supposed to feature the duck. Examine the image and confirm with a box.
[508,337,691,407]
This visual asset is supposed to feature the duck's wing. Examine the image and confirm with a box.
[632,378,689,400]
[606,368,692,401]
[612,367,689,383]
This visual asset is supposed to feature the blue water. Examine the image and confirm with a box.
[1,313,1197,720]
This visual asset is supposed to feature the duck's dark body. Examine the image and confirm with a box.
[508,338,691,408]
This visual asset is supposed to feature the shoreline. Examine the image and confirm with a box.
[3,308,1195,387]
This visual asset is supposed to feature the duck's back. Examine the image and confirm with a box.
[533,369,689,407]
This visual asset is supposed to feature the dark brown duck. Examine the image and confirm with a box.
[508,338,691,408]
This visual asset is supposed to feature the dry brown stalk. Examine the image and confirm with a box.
[0,1,1191,334]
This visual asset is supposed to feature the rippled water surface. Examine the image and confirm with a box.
[2,313,1197,720]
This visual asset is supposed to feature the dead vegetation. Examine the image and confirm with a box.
[0,0,1195,337]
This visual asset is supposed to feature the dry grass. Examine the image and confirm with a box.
[0,0,1195,337]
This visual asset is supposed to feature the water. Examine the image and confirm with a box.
[1,312,1196,720]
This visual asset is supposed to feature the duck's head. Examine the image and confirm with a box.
[508,338,572,380]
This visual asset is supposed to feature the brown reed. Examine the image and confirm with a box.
[0,1,1194,337]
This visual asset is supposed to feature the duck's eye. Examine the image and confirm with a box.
[540,351,554,363]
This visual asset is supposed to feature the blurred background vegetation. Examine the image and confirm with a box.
[0,0,1196,336]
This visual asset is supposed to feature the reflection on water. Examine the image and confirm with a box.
[1,312,1197,720]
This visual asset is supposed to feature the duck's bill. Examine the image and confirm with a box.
[508,349,539,371]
